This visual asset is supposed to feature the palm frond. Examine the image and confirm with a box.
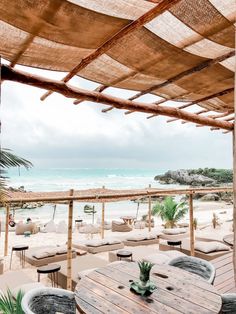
[1,148,33,169]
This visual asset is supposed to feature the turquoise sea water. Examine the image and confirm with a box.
[4,168,179,223]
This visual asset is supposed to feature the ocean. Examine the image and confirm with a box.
[3,168,179,223]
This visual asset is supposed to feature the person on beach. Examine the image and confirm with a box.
[8,214,16,227]
[26,217,32,224]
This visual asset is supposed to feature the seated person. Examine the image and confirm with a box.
[8,214,16,227]
[26,217,32,224]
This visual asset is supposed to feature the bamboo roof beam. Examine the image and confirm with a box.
[167,109,209,123]
[10,1,62,67]
[74,85,108,105]
[1,64,234,130]
[40,0,181,101]
[79,45,235,109]
[128,51,235,101]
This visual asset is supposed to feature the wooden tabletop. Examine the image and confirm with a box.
[75,262,222,314]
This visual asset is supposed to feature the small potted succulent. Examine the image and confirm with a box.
[130,261,156,296]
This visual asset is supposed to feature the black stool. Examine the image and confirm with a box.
[37,264,61,287]
[167,240,182,249]
[10,245,29,269]
[117,250,133,261]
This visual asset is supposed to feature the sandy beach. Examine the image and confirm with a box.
[0,199,233,288]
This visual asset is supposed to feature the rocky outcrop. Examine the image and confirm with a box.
[155,170,216,186]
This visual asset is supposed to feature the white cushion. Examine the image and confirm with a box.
[126,234,147,241]
[194,241,230,253]
[56,245,68,255]
[162,228,187,235]
[85,239,107,247]
[144,253,171,265]
[56,220,68,234]
[44,220,56,233]
[12,283,44,298]
[106,238,121,245]
[33,247,57,259]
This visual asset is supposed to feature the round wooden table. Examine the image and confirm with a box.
[75,262,222,314]
[120,216,135,225]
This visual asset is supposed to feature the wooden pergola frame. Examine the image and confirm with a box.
[0,0,235,292]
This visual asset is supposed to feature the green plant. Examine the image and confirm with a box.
[152,196,188,228]
[138,261,154,284]
[0,289,24,314]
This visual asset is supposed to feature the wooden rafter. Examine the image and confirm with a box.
[1,64,233,131]
[167,109,209,123]
[10,1,62,67]
[76,43,234,109]
[40,0,182,101]
[129,51,235,101]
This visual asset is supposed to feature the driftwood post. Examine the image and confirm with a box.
[67,189,74,290]
[101,186,105,239]
[233,122,236,281]
[148,184,152,232]
[189,193,194,256]
[4,205,10,256]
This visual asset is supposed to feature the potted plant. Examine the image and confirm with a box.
[130,261,156,296]
[152,197,188,228]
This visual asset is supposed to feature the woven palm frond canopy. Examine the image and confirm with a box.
[0,0,235,130]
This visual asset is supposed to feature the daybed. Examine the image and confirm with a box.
[53,255,109,290]
[16,245,76,267]
[123,232,160,246]
[159,228,189,241]
[72,238,124,254]
[159,238,231,261]
[111,221,132,232]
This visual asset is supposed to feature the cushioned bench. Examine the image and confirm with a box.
[72,238,124,254]
[16,245,76,267]
[123,232,160,246]
[159,238,231,261]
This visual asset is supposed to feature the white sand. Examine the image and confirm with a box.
[0,200,233,288]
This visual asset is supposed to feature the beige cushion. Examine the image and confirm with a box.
[194,241,230,253]
[126,234,147,241]
[85,239,107,247]
[162,228,187,235]
[107,238,121,245]
[33,247,57,259]
[12,283,44,298]
[144,253,171,265]
[163,250,186,259]
[56,245,68,255]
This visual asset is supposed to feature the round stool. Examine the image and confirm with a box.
[116,250,133,261]
[10,245,29,269]
[37,264,61,287]
[167,240,182,249]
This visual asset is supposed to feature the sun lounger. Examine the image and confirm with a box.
[123,233,160,246]
[111,221,132,232]
[159,228,190,241]
[16,245,76,267]
[72,238,124,254]
[53,255,109,290]
[159,238,231,261]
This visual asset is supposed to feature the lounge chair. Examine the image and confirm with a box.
[111,221,132,232]
[169,256,216,284]
[123,232,160,246]
[16,245,76,267]
[221,294,236,313]
[159,238,231,261]
[52,255,109,290]
[72,238,124,254]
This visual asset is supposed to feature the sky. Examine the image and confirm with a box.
[1,64,233,170]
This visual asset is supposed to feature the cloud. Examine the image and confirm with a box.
[1,66,232,170]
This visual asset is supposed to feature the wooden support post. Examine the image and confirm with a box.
[233,124,236,282]
[4,205,10,256]
[148,184,152,232]
[101,186,105,239]
[189,193,194,256]
[67,189,74,290]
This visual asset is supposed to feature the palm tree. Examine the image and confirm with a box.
[152,196,188,228]
[0,148,33,202]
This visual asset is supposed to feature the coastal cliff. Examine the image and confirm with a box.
[154,168,232,186]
